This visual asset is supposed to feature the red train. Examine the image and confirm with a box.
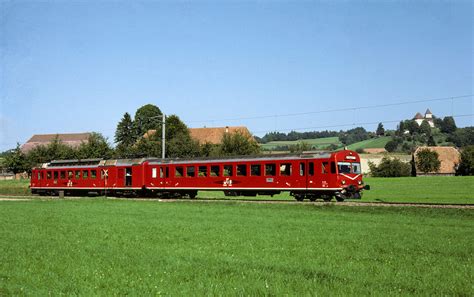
[30,150,369,201]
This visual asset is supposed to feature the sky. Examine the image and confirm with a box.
[1,0,472,151]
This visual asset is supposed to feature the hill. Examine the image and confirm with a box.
[347,136,391,151]
[260,137,342,151]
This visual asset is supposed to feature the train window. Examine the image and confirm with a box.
[83,170,89,179]
[187,166,196,177]
[175,167,184,178]
[41,172,44,180]
[299,163,305,176]
[337,162,351,174]
[210,166,219,177]
[91,170,97,179]
[152,168,157,178]
[166,167,170,178]
[160,167,164,178]
[309,162,315,176]
[60,171,66,179]
[265,164,276,176]
[280,163,292,176]
[47,171,51,179]
[352,163,361,174]
[331,162,336,174]
[322,162,328,174]
[223,165,233,177]
[75,171,81,179]
[250,164,261,176]
[237,164,247,176]
[37,172,41,180]
[54,171,58,180]
[68,170,73,179]
[198,166,207,177]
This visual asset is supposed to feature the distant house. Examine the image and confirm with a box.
[145,126,254,145]
[413,109,434,127]
[21,133,91,153]
[189,126,254,144]
[414,146,460,175]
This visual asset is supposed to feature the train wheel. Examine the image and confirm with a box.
[309,197,316,202]
[335,196,345,202]
[294,194,305,202]
[189,191,197,199]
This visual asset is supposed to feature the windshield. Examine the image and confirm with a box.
[337,162,361,174]
[352,162,361,174]
[337,162,351,174]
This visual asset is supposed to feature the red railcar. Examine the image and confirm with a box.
[30,150,369,201]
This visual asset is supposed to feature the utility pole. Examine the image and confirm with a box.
[161,114,166,159]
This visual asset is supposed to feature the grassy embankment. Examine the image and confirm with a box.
[1,176,473,204]
[260,137,342,151]
[0,199,472,295]
[260,136,391,152]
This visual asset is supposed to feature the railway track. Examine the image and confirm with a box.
[0,195,472,209]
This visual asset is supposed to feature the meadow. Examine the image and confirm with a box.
[0,199,472,295]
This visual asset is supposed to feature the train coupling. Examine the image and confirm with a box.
[363,184,370,190]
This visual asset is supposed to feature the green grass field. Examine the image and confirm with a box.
[0,199,472,295]
[260,137,342,150]
[347,136,391,151]
[1,176,473,204]
[260,136,390,151]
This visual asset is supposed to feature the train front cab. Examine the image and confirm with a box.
[332,150,369,201]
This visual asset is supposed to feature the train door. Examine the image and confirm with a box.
[125,167,132,187]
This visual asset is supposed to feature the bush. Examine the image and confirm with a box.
[416,148,441,174]
[368,157,411,177]
[457,145,474,176]
[384,140,398,152]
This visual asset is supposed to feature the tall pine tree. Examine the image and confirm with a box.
[115,112,136,147]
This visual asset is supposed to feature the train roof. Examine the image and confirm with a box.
[37,150,354,169]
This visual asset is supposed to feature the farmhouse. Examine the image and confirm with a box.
[189,126,254,144]
[145,126,254,144]
[414,146,460,175]
[21,133,91,153]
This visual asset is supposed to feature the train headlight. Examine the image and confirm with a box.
[358,180,362,185]
[341,180,346,185]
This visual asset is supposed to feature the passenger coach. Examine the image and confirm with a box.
[30,150,369,201]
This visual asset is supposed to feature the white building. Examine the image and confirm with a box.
[413,109,434,127]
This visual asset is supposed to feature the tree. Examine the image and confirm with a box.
[76,133,113,159]
[339,127,369,145]
[457,145,474,176]
[384,140,398,152]
[447,127,474,147]
[368,157,411,177]
[416,148,441,174]
[133,104,163,138]
[376,123,385,136]
[405,120,420,135]
[115,112,136,147]
[419,120,432,136]
[289,142,311,153]
[3,144,29,174]
[164,115,200,158]
[219,131,260,156]
[440,116,457,134]
[427,136,436,146]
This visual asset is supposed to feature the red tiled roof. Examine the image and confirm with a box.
[144,126,254,145]
[21,133,91,153]
[189,126,253,144]
[414,146,460,174]
[414,112,424,120]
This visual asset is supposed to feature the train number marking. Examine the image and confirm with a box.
[223,178,233,187]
